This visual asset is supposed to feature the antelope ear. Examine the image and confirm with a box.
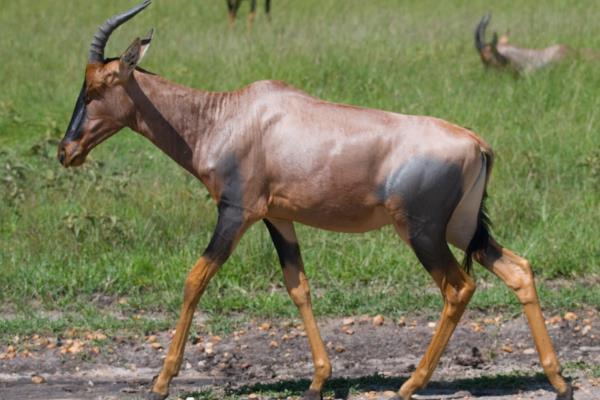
[119,29,153,79]
[491,32,499,47]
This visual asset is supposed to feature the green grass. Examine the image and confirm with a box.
[1,0,599,338]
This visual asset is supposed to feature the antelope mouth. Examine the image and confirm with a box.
[58,142,88,167]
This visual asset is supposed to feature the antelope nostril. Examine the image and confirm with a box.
[58,148,66,165]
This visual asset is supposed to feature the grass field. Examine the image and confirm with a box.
[0,0,599,339]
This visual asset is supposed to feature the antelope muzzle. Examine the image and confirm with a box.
[57,139,87,167]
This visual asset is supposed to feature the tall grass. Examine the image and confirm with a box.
[0,0,598,336]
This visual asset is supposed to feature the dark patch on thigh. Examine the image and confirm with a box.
[264,220,301,267]
[379,156,464,268]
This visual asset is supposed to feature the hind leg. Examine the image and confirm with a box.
[393,222,476,399]
[474,239,572,400]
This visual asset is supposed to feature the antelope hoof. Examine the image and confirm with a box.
[303,389,322,400]
[556,383,573,400]
[146,390,168,400]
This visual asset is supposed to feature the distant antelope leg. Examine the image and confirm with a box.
[265,0,271,21]
[264,219,331,399]
[247,0,257,30]
[398,247,476,399]
[150,206,250,399]
[475,239,573,400]
[226,0,242,28]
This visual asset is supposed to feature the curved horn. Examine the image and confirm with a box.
[474,13,491,51]
[89,0,152,63]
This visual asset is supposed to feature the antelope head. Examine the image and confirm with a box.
[474,14,509,69]
[58,0,153,167]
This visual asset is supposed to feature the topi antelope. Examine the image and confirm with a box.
[475,14,572,73]
[226,0,271,29]
[58,2,573,399]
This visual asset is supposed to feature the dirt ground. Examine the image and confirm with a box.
[1,310,599,400]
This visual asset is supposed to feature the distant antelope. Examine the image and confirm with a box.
[58,2,573,400]
[475,14,572,73]
[226,0,271,29]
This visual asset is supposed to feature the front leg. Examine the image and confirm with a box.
[149,205,251,399]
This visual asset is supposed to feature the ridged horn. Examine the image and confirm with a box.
[89,0,152,63]
[475,13,491,51]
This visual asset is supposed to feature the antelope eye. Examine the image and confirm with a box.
[85,89,98,104]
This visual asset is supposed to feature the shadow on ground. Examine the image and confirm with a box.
[215,372,554,399]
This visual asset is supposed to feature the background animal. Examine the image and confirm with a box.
[226,0,271,29]
[475,14,572,73]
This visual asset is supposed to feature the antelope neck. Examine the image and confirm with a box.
[125,71,237,185]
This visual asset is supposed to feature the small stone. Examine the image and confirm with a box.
[427,322,436,329]
[335,345,346,353]
[547,315,563,325]
[259,322,272,331]
[31,375,46,384]
[341,326,354,335]
[147,335,158,343]
[397,317,406,327]
[204,342,214,355]
[342,317,355,326]
[248,394,259,399]
[564,312,578,321]
[269,340,279,349]
[382,391,397,398]
[523,348,536,355]
[280,320,294,329]
[372,315,384,326]
[582,325,592,335]
[217,362,228,370]
[151,342,163,350]
[185,361,192,370]
[502,344,513,353]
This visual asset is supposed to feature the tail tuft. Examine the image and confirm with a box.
[461,194,491,273]
[461,151,493,273]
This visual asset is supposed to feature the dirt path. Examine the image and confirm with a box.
[1,311,599,400]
